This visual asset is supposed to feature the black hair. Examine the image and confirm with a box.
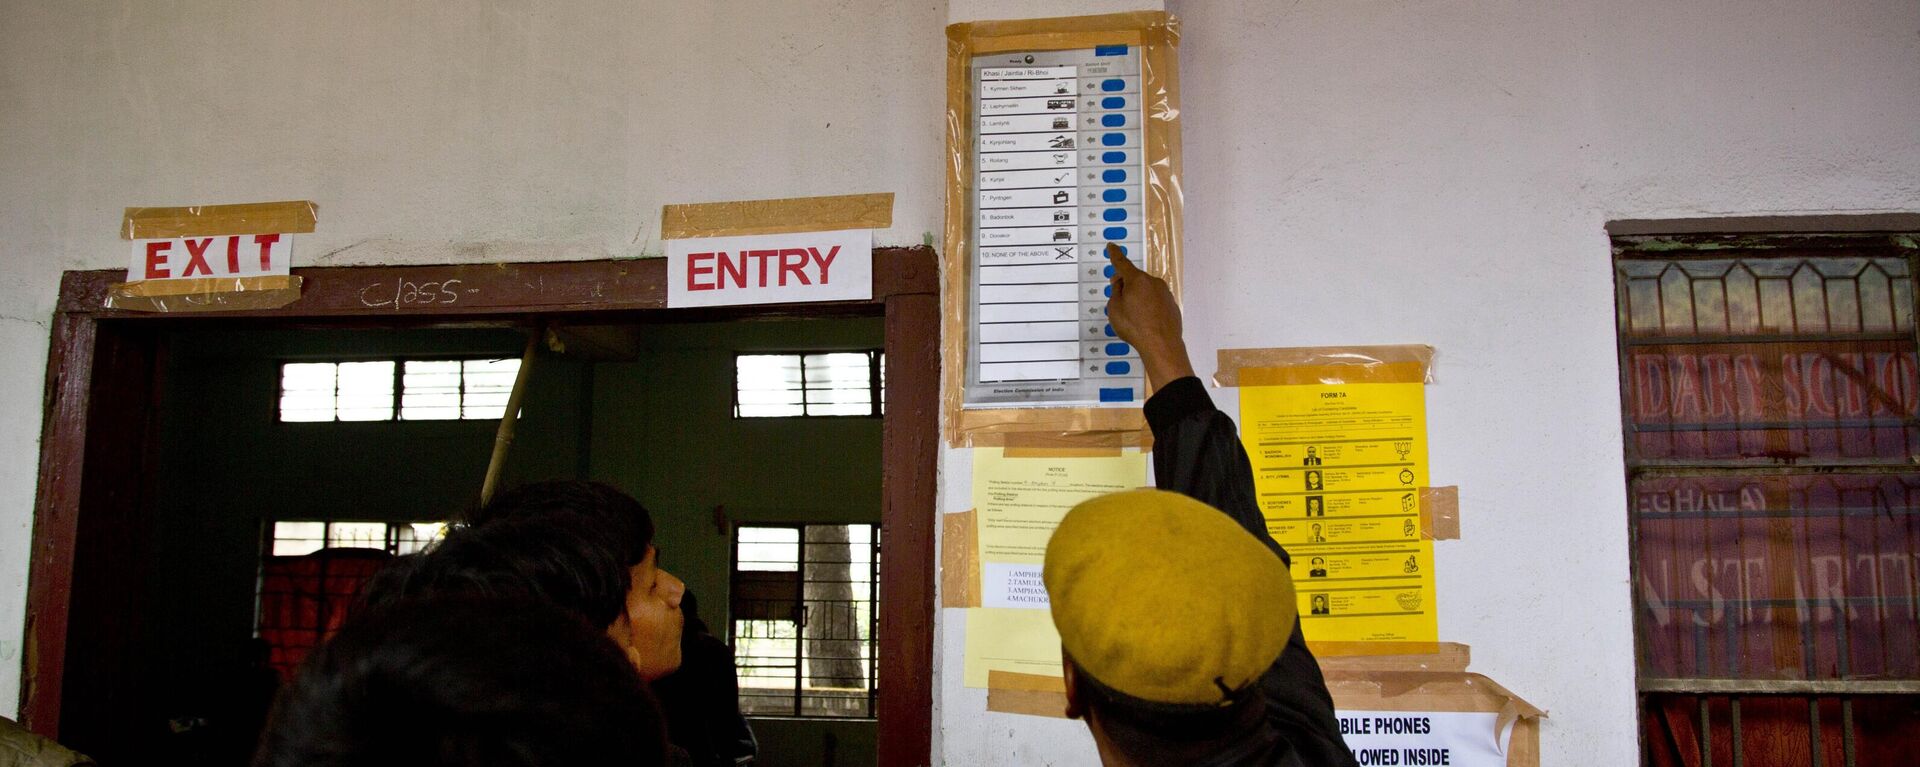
[1068,653,1273,763]
[254,596,667,767]
[463,480,656,568]
[356,514,630,629]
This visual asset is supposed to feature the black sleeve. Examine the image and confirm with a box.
[1144,376,1285,563]
[1144,376,1358,767]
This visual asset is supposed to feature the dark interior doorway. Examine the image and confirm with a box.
[22,250,939,766]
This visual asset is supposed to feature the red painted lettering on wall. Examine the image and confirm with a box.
[1629,345,1920,423]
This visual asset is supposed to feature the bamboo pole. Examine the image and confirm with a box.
[479,330,541,506]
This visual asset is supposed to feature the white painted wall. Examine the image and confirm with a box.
[3,1,1917,764]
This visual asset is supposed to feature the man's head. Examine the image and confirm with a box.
[464,480,685,680]
[1043,489,1298,764]
[360,515,632,629]
[255,596,667,767]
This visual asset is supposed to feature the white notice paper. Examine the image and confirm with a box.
[1336,710,1511,767]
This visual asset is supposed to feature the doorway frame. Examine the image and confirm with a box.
[22,247,940,766]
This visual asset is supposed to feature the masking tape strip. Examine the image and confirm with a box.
[986,687,1071,719]
[1309,640,1445,658]
[1325,671,1544,718]
[123,201,318,240]
[1215,345,1436,387]
[659,192,893,240]
[1316,642,1471,675]
[950,412,1152,450]
[940,510,983,609]
[987,670,1068,693]
[942,12,1182,449]
[1421,486,1460,541]
[1000,430,1133,458]
[106,276,304,313]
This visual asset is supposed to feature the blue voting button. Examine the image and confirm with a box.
[1101,133,1124,146]
[1105,361,1131,375]
[1101,96,1126,109]
[1101,114,1125,127]
[1103,209,1127,222]
[1103,285,1112,297]
[1101,78,1124,92]
[1108,244,1128,256]
[1102,189,1127,202]
[1103,227,1128,240]
[1105,343,1131,356]
[1102,151,1126,164]
[1095,45,1128,56]
[1103,324,1116,337]
[1103,265,1115,278]
[1102,169,1126,183]
[1098,387,1134,403]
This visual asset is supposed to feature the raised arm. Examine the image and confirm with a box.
[1104,245,1359,767]
[1103,245,1279,560]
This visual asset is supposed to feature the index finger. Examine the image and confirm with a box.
[1104,242,1142,275]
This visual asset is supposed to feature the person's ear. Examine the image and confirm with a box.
[1062,652,1086,720]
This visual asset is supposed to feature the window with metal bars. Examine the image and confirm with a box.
[255,520,447,676]
[277,358,521,422]
[1613,232,1920,767]
[733,351,884,418]
[729,524,880,718]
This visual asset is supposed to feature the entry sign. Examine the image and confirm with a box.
[1338,710,1511,766]
[666,228,872,308]
[128,233,292,282]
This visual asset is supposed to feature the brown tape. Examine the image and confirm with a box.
[1421,486,1461,540]
[942,13,1183,449]
[106,275,304,313]
[999,430,1138,458]
[985,687,1070,719]
[123,201,317,240]
[659,192,893,240]
[987,670,1067,693]
[1317,642,1471,675]
[1309,640,1446,659]
[950,411,1152,450]
[1215,345,1436,387]
[941,510,983,609]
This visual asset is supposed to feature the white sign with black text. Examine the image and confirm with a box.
[1337,710,1511,766]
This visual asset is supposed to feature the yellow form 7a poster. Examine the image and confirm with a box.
[1240,381,1438,643]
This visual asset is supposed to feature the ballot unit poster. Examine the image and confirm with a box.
[1240,382,1439,643]
[964,44,1149,409]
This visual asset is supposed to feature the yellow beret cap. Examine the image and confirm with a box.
[1043,488,1296,705]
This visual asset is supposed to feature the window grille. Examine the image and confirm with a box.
[729,524,881,718]
[278,358,520,422]
[1614,233,1920,766]
[734,352,884,418]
